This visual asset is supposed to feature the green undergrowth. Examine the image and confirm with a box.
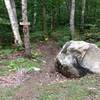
[0,48,43,76]
[0,47,13,56]
[0,58,41,76]
[0,87,14,100]
[50,27,71,46]
[30,27,71,46]
[8,57,41,72]
[40,75,100,100]
[0,86,21,100]
[95,41,100,47]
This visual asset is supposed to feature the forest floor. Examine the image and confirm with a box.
[12,40,67,100]
[0,40,100,100]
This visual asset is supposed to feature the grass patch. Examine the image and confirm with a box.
[41,82,88,100]
[0,75,100,100]
[0,87,14,100]
[0,88,13,100]
[40,75,100,100]
[0,57,41,76]
[0,48,13,57]
[0,47,43,76]
[0,86,21,100]
[0,56,42,76]
[8,57,41,72]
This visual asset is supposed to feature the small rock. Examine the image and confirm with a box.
[33,67,40,71]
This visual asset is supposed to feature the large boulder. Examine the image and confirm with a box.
[55,41,100,78]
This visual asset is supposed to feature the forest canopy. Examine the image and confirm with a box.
[0,0,100,48]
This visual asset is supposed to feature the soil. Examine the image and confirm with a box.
[0,40,67,100]
[30,40,66,85]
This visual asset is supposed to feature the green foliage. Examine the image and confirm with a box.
[32,50,42,58]
[95,41,100,47]
[15,46,24,51]
[0,47,43,75]
[8,57,41,72]
[0,48,13,56]
[0,58,41,76]
[81,32,100,43]
[51,27,71,46]
[0,66,9,76]
[30,31,44,42]
[0,0,100,44]
[0,56,41,76]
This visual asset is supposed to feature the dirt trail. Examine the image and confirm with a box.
[13,40,66,100]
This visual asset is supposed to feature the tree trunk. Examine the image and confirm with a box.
[4,0,22,46]
[22,0,31,58]
[70,0,75,40]
[65,0,71,22]
[81,0,86,33]
[93,1,96,23]
[32,0,35,32]
[51,7,57,31]
[51,9,54,31]
[41,0,47,35]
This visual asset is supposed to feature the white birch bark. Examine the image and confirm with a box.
[70,0,75,40]
[4,0,22,45]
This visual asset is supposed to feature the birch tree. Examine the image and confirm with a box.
[70,0,75,40]
[4,0,22,46]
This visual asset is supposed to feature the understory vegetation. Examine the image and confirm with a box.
[0,47,42,76]
[0,0,100,100]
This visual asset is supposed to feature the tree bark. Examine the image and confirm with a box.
[51,6,57,31]
[65,0,71,22]
[4,0,22,46]
[31,0,35,32]
[81,0,86,33]
[41,0,47,35]
[70,0,75,40]
[22,0,31,58]
[51,8,56,31]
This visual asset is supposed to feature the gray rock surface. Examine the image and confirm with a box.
[55,41,100,78]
